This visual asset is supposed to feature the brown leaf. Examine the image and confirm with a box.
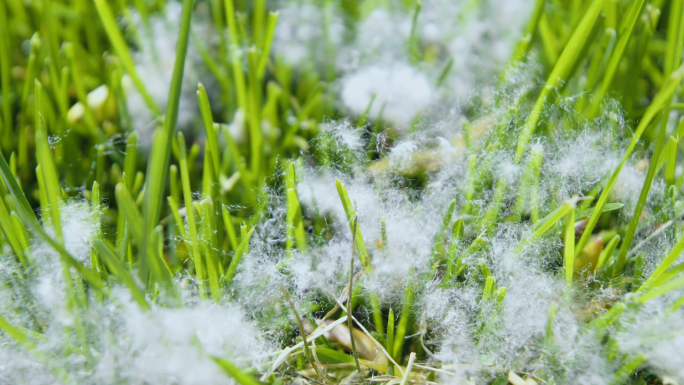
[318,320,388,365]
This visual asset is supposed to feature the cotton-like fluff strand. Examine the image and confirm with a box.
[272,0,344,71]
[340,63,435,128]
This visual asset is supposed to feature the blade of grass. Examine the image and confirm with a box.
[665,135,678,187]
[198,84,220,179]
[285,163,307,260]
[200,197,221,300]
[431,199,456,263]
[393,272,414,363]
[212,356,262,385]
[0,315,36,350]
[141,0,194,270]
[408,0,422,64]
[0,197,26,267]
[177,132,206,299]
[222,205,239,252]
[335,179,368,266]
[564,204,576,294]
[386,308,395,375]
[0,2,11,142]
[34,81,63,240]
[508,0,546,64]
[124,132,139,191]
[257,12,279,79]
[115,183,144,248]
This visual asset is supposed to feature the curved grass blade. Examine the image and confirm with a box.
[212,356,262,385]
[141,0,194,262]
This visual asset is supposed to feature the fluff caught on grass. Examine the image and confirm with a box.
[2,0,684,384]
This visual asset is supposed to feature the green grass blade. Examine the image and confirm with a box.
[142,0,194,252]
[222,205,239,252]
[666,135,678,186]
[115,183,144,248]
[431,199,456,261]
[636,274,684,303]
[257,12,279,78]
[0,2,12,140]
[285,163,306,259]
[564,205,576,291]
[124,132,139,191]
[335,179,368,266]
[34,80,63,239]
[198,84,220,179]
[0,315,36,350]
[393,275,414,363]
[508,0,546,64]
[638,233,684,293]
[0,198,26,267]
[386,308,395,374]
[201,197,221,300]
[212,356,262,385]
[177,132,206,299]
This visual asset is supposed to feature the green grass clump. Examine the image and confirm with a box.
[1,0,684,384]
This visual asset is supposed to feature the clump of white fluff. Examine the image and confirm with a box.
[32,200,101,314]
[341,63,435,127]
[123,1,214,147]
[93,298,272,385]
[336,8,411,71]
[273,0,534,126]
[272,0,344,70]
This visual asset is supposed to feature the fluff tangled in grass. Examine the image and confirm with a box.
[2,0,684,384]
[234,74,679,383]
